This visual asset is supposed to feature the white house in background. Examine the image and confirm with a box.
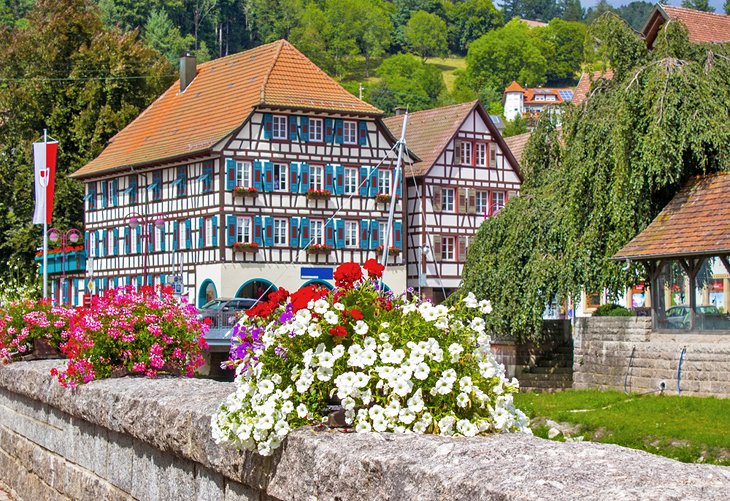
[503,81,574,122]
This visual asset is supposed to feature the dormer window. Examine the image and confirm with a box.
[272,115,287,140]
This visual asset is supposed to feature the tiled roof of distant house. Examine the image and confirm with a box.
[572,70,615,106]
[643,5,730,48]
[503,81,573,105]
[72,40,381,179]
[614,173,730,260]
[503,132,531,167]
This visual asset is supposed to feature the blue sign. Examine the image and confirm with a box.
[300,267,333,280]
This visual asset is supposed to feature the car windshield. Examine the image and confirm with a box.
[698,306,720,314]
[201,300,225,311]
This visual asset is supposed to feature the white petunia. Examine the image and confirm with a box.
[413,363,430,380]
[479,300,493,314]
[318,351,335,368]
[333,302,345,311]
[456,419,478,437]
[313,298,329,314]
[392,378,413,397]
[380,322,390,328]
[456,392,470,408]
[257,379,275,395]
[448,343,464,362]
[464,292,479,308]
[316,366,333,381]
[324,310,339,325]
[307,323,322,338]
[355,420,372,432]
[296,403,308,418]
[332,345,345,359]
[354,320,369,335]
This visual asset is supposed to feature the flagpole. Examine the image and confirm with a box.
[42,128,48,300]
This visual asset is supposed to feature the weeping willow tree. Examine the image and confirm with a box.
[461,14,730,339]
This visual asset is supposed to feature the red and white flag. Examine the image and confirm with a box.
[32,140,58,225]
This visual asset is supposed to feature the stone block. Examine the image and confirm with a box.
[130,441,161,501]
[106,430,133,492]
[195,467,225,501]
[224,481,261,501]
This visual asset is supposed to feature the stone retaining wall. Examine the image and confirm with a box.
[573,317,730,396]
[1,361,729,500]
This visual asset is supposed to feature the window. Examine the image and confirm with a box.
[155,227,165,252]
[236,161,252,188]
[273,218,288,246]
[310,118,323,142]
[86,183,97,211]
[273,163,288,191]
[201,161,213,193]
[489,142,497,167]
[476,143,487,167]
[237,217,251,243]
[343,121,357,144]
[344,221,358,248]
[344,167,358,195]
[442,188,455,212]
[205,218,213,247]
[442,236,455,261]
[175,166,187,197]
[492,191,505,213]
[378,221,388,248]
[310,165,324,191]
[377,170,391,195]
[127,175,138,205]
[475,191,489,215]
[310,220,324,245]
[459,141,472,165]
[272,115,287,140]
[107,180,115,206]
[151,171,162,201]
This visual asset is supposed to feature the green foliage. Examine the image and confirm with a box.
[560,0,584,22]
[143,9,190,63]
[443,0,504,55]
[404,10,447,60]
[518,0,561,22]
[366,53,445,113]
[681,0,714,12]
[614,1,654,32]
[390,0,444,51]
[536,18,586,81]
[461,16,730,339]
[503,115,529,137]
[592,303,634,316]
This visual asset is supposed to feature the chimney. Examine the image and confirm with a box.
[180,52,197,93]
[394,107,407,116]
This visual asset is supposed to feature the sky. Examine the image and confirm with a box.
[582,0,727,14]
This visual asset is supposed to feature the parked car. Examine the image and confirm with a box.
[665,305,723,329]
[198,298,258,328]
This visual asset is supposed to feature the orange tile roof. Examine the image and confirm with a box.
[72,40,381,179]
[643,5,730,48]
[614,173,730,260]
[572,70,614,106]
[505,81,525,93]
[503,132,531,167]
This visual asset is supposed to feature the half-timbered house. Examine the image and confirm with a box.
[383,101,522,303]
[70,40,408,307]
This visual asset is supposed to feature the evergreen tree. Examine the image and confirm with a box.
[444,0,503,54]
[681,0,714,12]
[560,0,584,21]
[404,10,448,60]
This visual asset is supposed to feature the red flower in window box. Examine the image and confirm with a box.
[233,186,258,195]
[306,244,333,255]
[305,189,331,200]
[376,245,401,256]
[375,193,393,204]
[232,242,259,251]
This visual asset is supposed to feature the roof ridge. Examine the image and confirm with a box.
[663,5,730,19]
[260,40,286,103]
[385,100,477,121]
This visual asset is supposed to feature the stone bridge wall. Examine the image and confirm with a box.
[1,361,729,501]
[573,317,730,396]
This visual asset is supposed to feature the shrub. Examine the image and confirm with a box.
[593,303,634,317]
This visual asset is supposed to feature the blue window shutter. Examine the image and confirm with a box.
[159,226,166,252]
[289,115,298,141]
[324,118,334,143]
[84,231,89,255]
[263,161,274,192]
[253,216,263,246]
[253,160,263,192]
[124,228,131,254]
[299,163,310,193]
[101,182,108,209]
[394,221,402,249]
[129,176,137,204]
[263,216,273,247]
[202,162,213,193]
[395,168,402,197]
[359,167,369,197]
[101,230,107,257]
[148,224,154,252]
[198,218,205,248]
[185,220,192,249]
[289,163,299,193]
[160,274,166,288]
[226,216,236,246]
[173,221,179,250]
[325,219,335,248]
[211,216,219,247]
[290,217,299,248]
[369,170,378,196]
[299,218,309,248]
[225,158,236,190]
[360,220,369,249]
[335,165,344,195]
[136,227,142,253]
[370,220,379,250]
[358,121,368,146]
[300,116,309,142]
[112,179,118,206]
[153,171,162,200]
[324,164,334,193]
[103,278,108,292]
[113,228,119,255]
[334,119,344,144]
[262,113,273,140]
[335,219,345,248]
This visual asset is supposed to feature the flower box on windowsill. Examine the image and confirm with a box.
[233,186,258,196]
[307,244,333,255]
[376,246,401,257]
[376,193,393,204]
[233,242,259,252]
[306,189,332,200]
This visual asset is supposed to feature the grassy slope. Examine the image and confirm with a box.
[345,55,467,93]
[514,390,730,465]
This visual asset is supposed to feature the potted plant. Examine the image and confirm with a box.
[233,186,258,196]
[306,243,333,255]
[306,189,332,200]
[376,246,401,257]
[375,193,392,204]
[233,242,260,252]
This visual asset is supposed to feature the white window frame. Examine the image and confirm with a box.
[377,170,391,195]
[442,236,455,261]
[492,191,506,213]
[236,161,252,188]
[344,167,358,195]
[205,218,213,248]
[107,180,115,207]
[310,219,324,245]
[476,143,487,167]
[272,115,287,140]
[344,221,358,248]
[273,163,288,192]
[310,118,323,142]
[442,188,455,212]
[378,221,388,248]
[459,141,472,166]
[310,165,324,191]
[476,191,489,215]
[155,227,164,252]
[237,216,251,243]
[343,121,357,144]
[273,218,288,247]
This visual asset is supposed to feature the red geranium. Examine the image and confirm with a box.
[363,259,384,279]
[329,325,347,337]
[267,288,290,305]
[376,297,393,311]
[290,285,328,312]
[348,309,364,320]
[334,262,362,289]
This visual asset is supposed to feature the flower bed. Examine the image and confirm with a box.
[211,260,530,456]
[307,244,333,255]
[233,186,258,196]
[233,242,259,251]
[306,189,331,200]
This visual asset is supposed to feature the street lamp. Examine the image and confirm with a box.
[125,211,165,284]
[47,227,82,304]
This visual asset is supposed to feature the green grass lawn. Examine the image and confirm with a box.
[426,56,466,91]
[514,390,730,465]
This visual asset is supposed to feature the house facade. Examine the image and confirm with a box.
[503,81,574,123]
[70,41,408,307]
[383,102,522,303]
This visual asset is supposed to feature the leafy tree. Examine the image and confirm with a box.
[244,0,304,44]
[501,0,521,21]
[144,9,189,63]
[502,115,528,137]
[725,0,729,15]
[560,0,584,21]
[0,0,35,27]
[518,0,560,21]
[534,18,586,82]
[615,1,654,32]
[390,0,444,51]
[0,0,174,284]
[465,18,547,91]
[585,0,617,24]
[404,10,447,60]
[460,15,730,339]
[443,0,503,55]
[681,0,714,12]
[365,53,445,113]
